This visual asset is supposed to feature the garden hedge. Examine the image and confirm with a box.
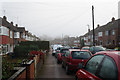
[14,41,49,57]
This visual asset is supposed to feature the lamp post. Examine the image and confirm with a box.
[92,5,95,46]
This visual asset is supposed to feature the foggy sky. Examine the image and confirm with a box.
[0,0,119,39]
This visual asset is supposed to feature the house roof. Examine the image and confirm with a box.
[17,27,25,32]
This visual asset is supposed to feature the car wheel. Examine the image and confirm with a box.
[75,76,78,80]
[62,61,64,68]
[66,65,70,75]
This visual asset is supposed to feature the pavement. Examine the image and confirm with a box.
[35,52,74,80]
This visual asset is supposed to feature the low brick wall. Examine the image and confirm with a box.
[22,60,35,80]
[8,67,26,80]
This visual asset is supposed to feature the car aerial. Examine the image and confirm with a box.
[75,51,120,80]
[89,46,106,54]
[62,49,92,74]
[57,48,69,64]
[81,46,90,50]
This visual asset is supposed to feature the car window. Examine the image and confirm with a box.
[65,51,70,57]
[85,55,104,75]
[98,56,118,80]
[94,47,105,52]
[71,51,91,59]
[60,49,68,53]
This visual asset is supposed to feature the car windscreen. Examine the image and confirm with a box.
[94,47,105,51]
[60,49,69,53]
[82,48,89,50]
[71,51,91,59]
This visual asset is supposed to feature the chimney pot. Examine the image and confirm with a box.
[11,22,13,25]
[3,16,7,20]
[112,17,115,22]
[15,24,18,27]
[97,24,100,28]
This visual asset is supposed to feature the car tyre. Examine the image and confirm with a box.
[66,65,70,75]
[62,61,64,68]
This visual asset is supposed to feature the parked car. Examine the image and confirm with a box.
[81,46,90,50]
[52,44,63,56]
[114,47,120,51]
[62,49,92,74]
[57,48,69,64]
[75,51,120,80]
[55,47,63,58]
[89,46,106,54]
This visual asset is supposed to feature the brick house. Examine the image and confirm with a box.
[82,17,120,48]
[0,16,14,55]
[0,16,40,55]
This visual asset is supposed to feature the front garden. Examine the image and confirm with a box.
[2,41,49,80]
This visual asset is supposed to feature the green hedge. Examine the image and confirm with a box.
[14,41,49,57]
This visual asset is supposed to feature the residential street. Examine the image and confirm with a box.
[36,52,74,79]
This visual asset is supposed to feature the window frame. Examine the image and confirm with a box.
[84,54,105,76]
[96,55,118,80]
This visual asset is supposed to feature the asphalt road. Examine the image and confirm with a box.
[36,52,75,80]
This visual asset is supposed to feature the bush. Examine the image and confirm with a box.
[2,57,14,79]
[14,41,49,57]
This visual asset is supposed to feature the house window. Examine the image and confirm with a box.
[112,30,115,35]
[105,31,108,36]
[10,31,13,38]
[98,32,103,37]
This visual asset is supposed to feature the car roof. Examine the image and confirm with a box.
[69,49,81,52]
[95,51,120,60]
[80,50,90,52]
[82,46,89,48]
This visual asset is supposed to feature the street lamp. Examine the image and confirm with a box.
[92,5,95,46]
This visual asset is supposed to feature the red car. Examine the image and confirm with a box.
[57,48,69,64]
[62,49,92,74]
[75,51,120,80]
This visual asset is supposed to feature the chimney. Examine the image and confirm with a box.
[11,22,13,25]
[112,17,115,22]
[97,24,100,28]
[3,16,7,20]
[15,24,18,27]
[88,29,90,32]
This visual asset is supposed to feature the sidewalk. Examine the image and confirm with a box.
[35,52,74,79]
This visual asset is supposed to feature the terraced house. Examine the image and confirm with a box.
[0,16,40,55]
[83,17,120,48]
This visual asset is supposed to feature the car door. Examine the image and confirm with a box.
[63,51,70,66]
[96,56,118,80]
[77,55,104,80]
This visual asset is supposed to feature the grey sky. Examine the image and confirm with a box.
[0,0,119,39]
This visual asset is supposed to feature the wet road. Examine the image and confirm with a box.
[36,52,75,79]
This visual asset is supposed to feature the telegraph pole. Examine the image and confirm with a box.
[92,5,95,46]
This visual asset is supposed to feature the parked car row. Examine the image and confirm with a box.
[52,45,120,80]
